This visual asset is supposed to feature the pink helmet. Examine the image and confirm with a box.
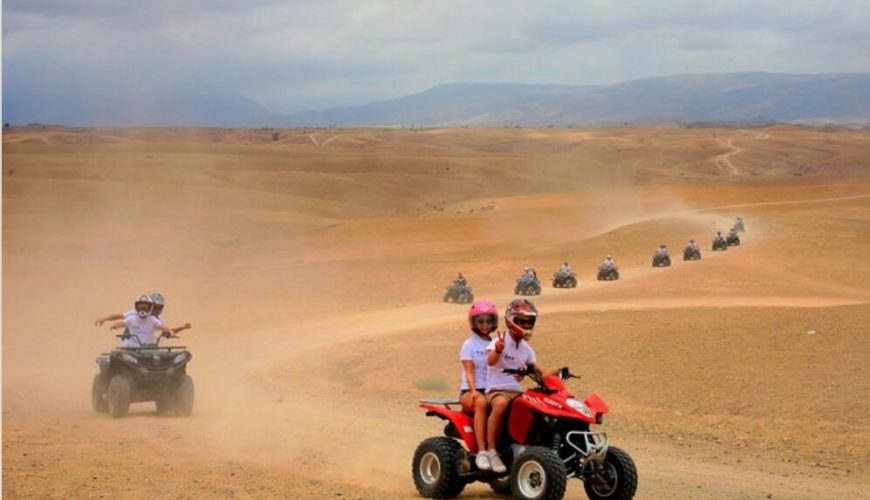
[468,300,498,334]
[505,299,538,340]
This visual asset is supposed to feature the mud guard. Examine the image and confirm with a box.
[583,393,610,416]
[506,397,535,444]
[420,404,478,453]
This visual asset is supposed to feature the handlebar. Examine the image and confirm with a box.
[115,331,179,346]
[502,365,581,385]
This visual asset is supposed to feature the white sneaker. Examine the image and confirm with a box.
[475,451,492,471]
[489,450,507,474]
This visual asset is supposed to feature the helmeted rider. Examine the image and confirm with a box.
[454,273,467,287]
[96,292,191,336]
[602,255,615,269]
[687,239,698,250]
[714,231,725,243]
[484,299,555,474]
[559,261,572,274]
[108,295,177,347]
[522,266,538,281]
[657,244,668,256]
[459,301,498,471]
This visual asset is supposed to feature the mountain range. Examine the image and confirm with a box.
[5,72,870,128]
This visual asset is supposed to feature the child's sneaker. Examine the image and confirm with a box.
[474,452,492,471]
[489,450,507,474]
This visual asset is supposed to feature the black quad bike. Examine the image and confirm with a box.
[651,253,671,267]
[514,277,542,296]
[726,233,741,246]
[443,283,474,304]
[552,271,578,288]
[596,265,619,281]
[683,246,702,261]
[92,332,194,418]
[712,237,728,252]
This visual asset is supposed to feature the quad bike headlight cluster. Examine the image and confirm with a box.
[173,352,190,365]
[121,353,139,364]
[566,398,594,418]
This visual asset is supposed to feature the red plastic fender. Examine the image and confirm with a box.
[583,393,610,416]
[419,404,478,453]
[506,396,536,444]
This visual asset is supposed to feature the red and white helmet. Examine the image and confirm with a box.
[505,299,538,340]
[468,300,498,335]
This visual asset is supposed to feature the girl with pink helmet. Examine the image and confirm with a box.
[459,300,499,471]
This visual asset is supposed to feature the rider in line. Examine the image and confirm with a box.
[522,266,538,281]
[459,301,498,471]
[687,239,698,250]
[559,261,572,274]
[602,255,615,269]
[454,273,467,287]
[714,231,725,244]
[485,299,555,474]
[657,244,668,256]
[107,295,184,347]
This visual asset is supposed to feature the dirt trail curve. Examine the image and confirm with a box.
[713,137,743,175]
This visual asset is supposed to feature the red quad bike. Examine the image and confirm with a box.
[412,367,637,500]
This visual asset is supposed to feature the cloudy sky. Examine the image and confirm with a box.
[4,0,870,114]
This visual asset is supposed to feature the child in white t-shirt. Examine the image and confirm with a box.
[484,299,554,474]
[106,295,183,347]
[459,301,498,471]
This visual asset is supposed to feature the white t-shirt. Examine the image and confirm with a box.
[122,315,164,347]
[485,335,537,392]
[123,308,136,320]
[459,335,491,391]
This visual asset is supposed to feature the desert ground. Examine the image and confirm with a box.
[3,125,870,499]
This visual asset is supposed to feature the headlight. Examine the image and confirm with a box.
[121,353,139,364]
[173,352,189,365]
[566,398,593,418]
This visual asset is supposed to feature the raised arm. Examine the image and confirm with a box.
[109,320,127,331]
[487,332,506,366]
[170,323,192,335]
[96,313,124,326]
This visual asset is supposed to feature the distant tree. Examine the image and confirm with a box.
[272,131,280,141]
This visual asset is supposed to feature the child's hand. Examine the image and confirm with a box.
[494,332,505,353]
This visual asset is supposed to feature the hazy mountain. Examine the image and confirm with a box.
[284,73,870,127]
[5,73,870,127]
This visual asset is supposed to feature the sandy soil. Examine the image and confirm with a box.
[3,125,870,499]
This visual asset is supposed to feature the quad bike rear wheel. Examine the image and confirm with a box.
[107,374,132,418]
[511,446,567,500]
[91,374,108,413]
[412,437,467,498]
[583,446,638,500]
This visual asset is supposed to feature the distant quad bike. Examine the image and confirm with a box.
[597,265,619,281]
[712,237,728,252]
[651,253,671,267]
[443,283,474,304]
[726,233,741,246]
[683,246,702,261]
[413,367,638,500]
[514,277,542,296]
[92,332,194,418]
[552,271,578,288]
[733,220,745,232]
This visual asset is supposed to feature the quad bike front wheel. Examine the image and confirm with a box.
[174,374,195,416]
[91,374,108,413]
[107,374,132,418]
[583,446,638,500]
[511,446,567,500]
[412,437,467,498]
